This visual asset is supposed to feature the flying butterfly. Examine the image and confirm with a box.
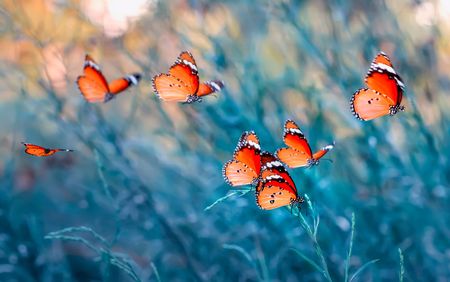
[351,52,405,121]
[152,51,224,103]
[22,143,74,157]
[256,152,303,210]
[77,54,141,103]
[276,120,334,168]
[222,131,261,187]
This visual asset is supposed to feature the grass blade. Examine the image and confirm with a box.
[151,262,162,282]
[204,190,251,211]
[344,213,355,282]
[349,259,380,282]
[289,247,323,274]
[398,248,404,282]
[223,244,254,264]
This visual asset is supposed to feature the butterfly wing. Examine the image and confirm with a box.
[260,151,296,189]
[176,51,198,72]
[312,144,334,161]
[365,52,404,105]
[197,80,224,97]
[276,120,313,168]
[223,160,258,186]
[276,148,310,168]
[107,73,141,101]
[282,120,313,157]
[153,64,200,102]
[223,131,261,187]
[22,143,57,157]
[256,176,298,210]
[351,88,396,121]
[76,54,110,103]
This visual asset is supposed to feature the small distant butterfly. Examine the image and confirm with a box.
[77,54,141,103]
[256,152,303,210]
[222,131,261,187]
[152,51,224,104]
[22,143,74,157]
[276,120,334,168]
[351,52,405,121]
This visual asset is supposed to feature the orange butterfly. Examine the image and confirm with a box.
[351,52,405,121]
[256,152,303,210]
[77,54,141,103]
[222,131,261,187]
[152,51,224,103]
[22,143,74,157]
[276,120,334,168]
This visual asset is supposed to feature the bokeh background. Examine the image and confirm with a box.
[1,0,449,281]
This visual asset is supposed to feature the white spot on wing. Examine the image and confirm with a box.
[247,140,261,150]
[287,128,302,134]
[127,74,139,85]
[372,63,396,75]
[85,60,100,70]
[182,60,197,72]
[209,81,222,92]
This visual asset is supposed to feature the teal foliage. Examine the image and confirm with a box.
[0,0,449,281]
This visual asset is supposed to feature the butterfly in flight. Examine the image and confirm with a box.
[152,51,224,104]
[256,152,303,210]
[22,143,74,157]
[276,120,334,168]
[223,131,261,187]
[350,52,405,121]
[76,54,141,103]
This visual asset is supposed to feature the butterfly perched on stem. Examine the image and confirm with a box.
[76,54,141,103]
[22,143,74,157]
[351,52,405,121]
[222,131,261,187]
[256,152,304,210]
[152,51,224,104]
[276,120,334,168]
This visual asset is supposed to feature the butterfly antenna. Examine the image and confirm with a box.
[322,158,334,163]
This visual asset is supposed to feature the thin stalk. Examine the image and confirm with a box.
[344,213,356,282]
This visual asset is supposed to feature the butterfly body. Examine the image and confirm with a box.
[351,52,405,121]
[152,51,224,104]
[77,55,141,103]
[22,143,73,157]
[276,120,334,168]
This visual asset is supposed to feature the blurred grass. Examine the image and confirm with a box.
[0,0,450,281]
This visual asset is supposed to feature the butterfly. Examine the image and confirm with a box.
[276,120,334,168]
[22,143,74,157]
[256,152,303,210]
[222,131,261,187]
[152,51,224,103]
[76,54,141,103]
[350,52,405,121]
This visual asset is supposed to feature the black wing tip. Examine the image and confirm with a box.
[131,73,142,81]
[208,80,225,90]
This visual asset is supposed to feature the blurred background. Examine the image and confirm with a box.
[0,0,449,281]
